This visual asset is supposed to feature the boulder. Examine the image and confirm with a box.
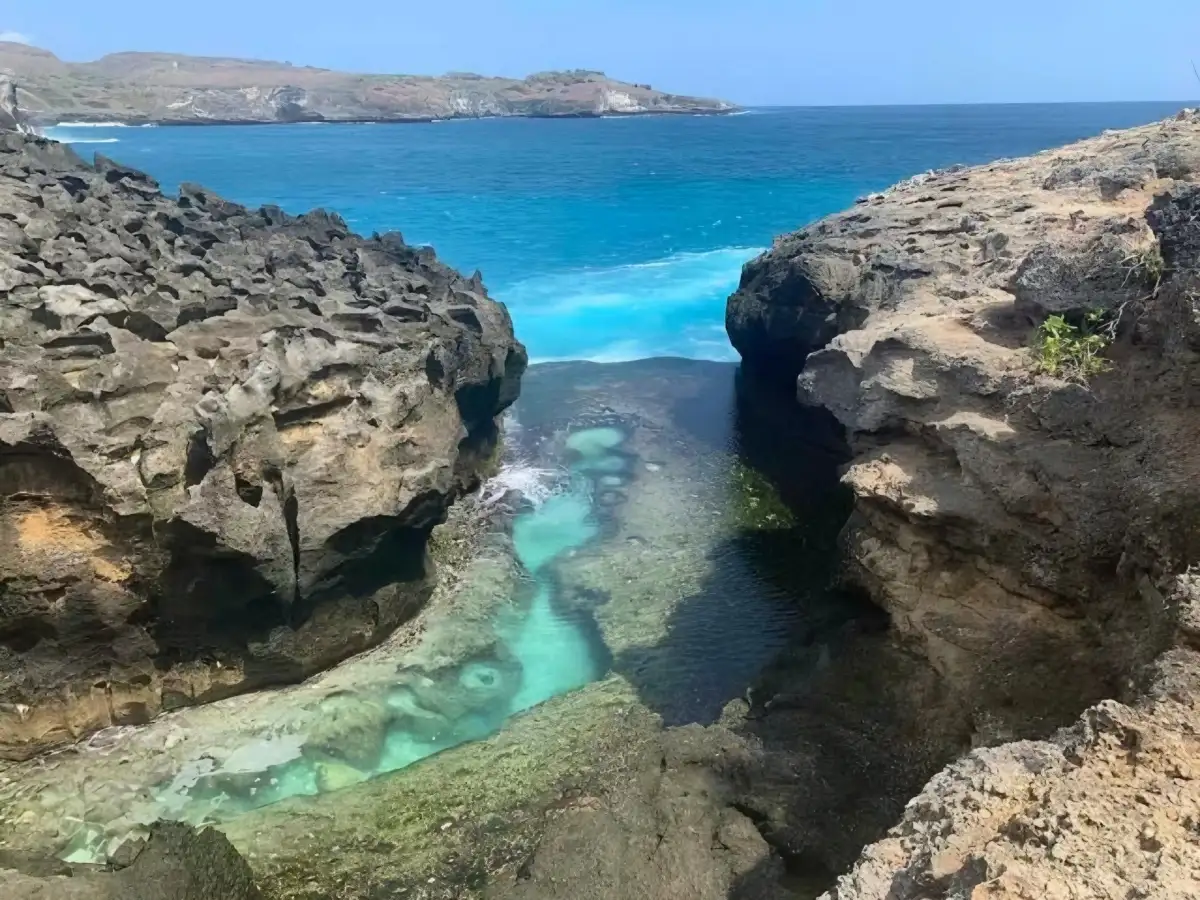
[0,821,261,899]
[0,133,526,759]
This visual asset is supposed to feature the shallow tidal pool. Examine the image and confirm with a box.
[0,359,852,876]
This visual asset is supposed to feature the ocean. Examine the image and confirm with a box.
[45,102,1190,363]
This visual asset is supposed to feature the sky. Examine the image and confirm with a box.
[2,0,1199,107]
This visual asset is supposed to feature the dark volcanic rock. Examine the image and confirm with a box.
[0,133,526,759]
[0,822,261,899]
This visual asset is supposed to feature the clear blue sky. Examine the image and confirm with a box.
[4,0,1200,106]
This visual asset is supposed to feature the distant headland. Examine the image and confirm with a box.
[0,41,737,126]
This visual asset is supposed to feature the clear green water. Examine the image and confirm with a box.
[56,427,629,861]
[504,483,604,713]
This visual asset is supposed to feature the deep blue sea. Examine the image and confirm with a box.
[47,103,1189,361]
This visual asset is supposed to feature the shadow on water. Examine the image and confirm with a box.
[613,363,868,727]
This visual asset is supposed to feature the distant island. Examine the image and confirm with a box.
[0,42,737,126]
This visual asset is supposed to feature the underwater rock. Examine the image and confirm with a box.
[0,131,526,760]
[394,651,522,731]
[303,691,392,771]
[313,760,369,794]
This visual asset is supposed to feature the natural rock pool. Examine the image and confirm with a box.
[0,358,854,891]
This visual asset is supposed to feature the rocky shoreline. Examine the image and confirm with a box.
[729,109,1200,898]
[5,92,1200,900]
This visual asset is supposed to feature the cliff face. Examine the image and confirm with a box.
[0,131,525,760]
[0,75,30,134]
[0,43,735,124]
[728,110,1200,896]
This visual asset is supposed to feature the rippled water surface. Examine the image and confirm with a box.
[45,102,1188,361]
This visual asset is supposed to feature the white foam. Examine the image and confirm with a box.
[41,127,120,144]
[52,121,130,128]
[531,339,652,365]
[479,462,562,507]
[501,246,761,316]
[501,245,760,363]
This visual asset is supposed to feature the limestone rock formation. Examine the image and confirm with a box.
[0,42,735,125]
[0,132,526,760]
[728,110,1200,896]
[0,821,262,899]
[729,109,1200,738]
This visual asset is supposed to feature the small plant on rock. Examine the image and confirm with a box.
[1032,311,1112,381]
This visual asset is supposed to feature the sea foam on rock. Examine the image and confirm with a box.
[0,127,526,760]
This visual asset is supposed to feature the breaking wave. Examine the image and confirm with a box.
[498,246,759,363]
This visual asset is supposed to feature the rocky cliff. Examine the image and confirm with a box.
[728,111,1200,896]
[0,129,525,760]
[0,42,735,125]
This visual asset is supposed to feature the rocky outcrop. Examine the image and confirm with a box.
[0,822,262,899]
[825,643,1200,900]
[0,76,30,134]
[728,110,1200,895]
[0,132,525,760]
[0,43,735,125]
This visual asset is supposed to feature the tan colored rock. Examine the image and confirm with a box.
[823,647,1200,900]
[729,111,1200,742]
[0,43,734,124]
[728,110,1200,897]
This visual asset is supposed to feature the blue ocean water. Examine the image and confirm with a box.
[46,102,1189,361]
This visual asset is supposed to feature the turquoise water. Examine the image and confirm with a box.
[26,358,842,864]
[45,102,1188,362]
[55,421,622,858]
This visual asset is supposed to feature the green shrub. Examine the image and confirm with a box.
[1032,311,1112,381]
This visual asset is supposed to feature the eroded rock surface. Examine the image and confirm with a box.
[0,132,525,760]
[729,110,1200,739]
[826,644,1200,900]
[0,76,31,134]
[728,110,1200,895]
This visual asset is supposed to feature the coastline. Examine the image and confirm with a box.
[33,107,740,129]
